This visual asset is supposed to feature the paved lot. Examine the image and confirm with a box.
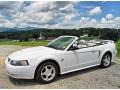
[0,45,120,89]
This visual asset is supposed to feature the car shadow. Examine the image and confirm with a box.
[9,62,116,87]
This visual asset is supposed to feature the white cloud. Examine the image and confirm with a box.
[0,15,15,28]
[114,17,120,23]
[59,4,75,13]
[0,1,22,9]
[50,17,98,29]
[2,1,78,28]
[64,14,75,20]
[78,17,97,28]
[101,18,107,23]
[0,15,6,23]
[27,1,76,13]
[0,1,120,29]
[106,14,113,19]
[2,20,15,28]
[0,1,23,13]
[89,6,102,15]
[53,16,120,29]
[98,16,120,28]
[25,2,77,26]
[27,2,50,12]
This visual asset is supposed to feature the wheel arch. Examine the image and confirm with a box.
[100,51,112,63]
[100,46,113,59]
[102,51,112,58]
[34,59,61,79]
[100,51,112,68]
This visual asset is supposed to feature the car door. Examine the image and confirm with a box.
[65,46,100,72]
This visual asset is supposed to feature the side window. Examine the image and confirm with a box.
[68,39,99,50]
[78,40,100,48]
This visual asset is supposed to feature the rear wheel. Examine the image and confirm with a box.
[35,62,58,84]
[100,53,112,68]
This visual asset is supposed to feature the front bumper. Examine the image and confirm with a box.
[5,58,35,79]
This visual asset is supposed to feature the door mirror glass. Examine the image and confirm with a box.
[73,43,78,47]
[73,45,79,50]
[69,43,79,50]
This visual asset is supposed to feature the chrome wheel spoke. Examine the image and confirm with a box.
[41,65,56,81]
[41,72,46,76]
[45,75,49,80]
[49,68,54,73]
[104,61,108,66]
[45,66,49,71]
[103,55,110,66]
[50,72,55,77]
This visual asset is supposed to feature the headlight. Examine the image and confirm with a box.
[10,60,29,66]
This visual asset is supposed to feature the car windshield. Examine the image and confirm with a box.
[47,37,75,50]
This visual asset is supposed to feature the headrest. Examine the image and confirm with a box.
[79,40,86,44]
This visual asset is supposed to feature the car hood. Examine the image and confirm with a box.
[8,46,60,60]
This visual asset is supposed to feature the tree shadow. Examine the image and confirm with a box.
[9,62,116,87]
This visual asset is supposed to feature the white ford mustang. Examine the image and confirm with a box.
[5,36,117,83]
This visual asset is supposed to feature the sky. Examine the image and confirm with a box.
[0,1,120,29]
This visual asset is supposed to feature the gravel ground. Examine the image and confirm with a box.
[0,45,120,89]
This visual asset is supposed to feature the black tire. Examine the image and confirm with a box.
[100,53,112,68]
[35,61,58,84]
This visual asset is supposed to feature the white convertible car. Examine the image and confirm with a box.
[5,36,117,83]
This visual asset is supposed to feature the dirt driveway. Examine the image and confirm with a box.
[0,45,120,89]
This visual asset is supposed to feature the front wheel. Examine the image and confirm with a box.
[35,62,58,84]
[100,53,112,68]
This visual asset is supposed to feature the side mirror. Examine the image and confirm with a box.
[73,46,79,50]
[69,44,79,50]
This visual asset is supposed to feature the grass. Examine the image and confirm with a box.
[0,39,120,58]
[0,40,48,46]
[115,39,120,58]
[80,36,98,40]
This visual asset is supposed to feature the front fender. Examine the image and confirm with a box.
[33,54,65,74]
[99,48,113,62]
[37,55,60,65]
